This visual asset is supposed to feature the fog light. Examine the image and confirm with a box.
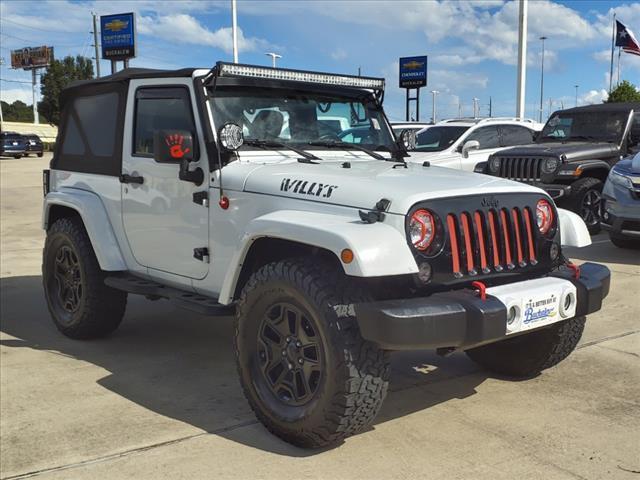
[417,262,432,283]
[550,242,559,261]
[603,211,609,220]
[559,291,576,318]
[507,306,518,325]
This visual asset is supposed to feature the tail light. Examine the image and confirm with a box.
[536,199,554,234]
[410,209,436,251]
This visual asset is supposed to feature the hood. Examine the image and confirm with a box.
[242,158,544,214]
[493,142,619,162]
[615,153,640,174]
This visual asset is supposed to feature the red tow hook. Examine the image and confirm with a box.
[471,281,487,301]
[566,261,581,279]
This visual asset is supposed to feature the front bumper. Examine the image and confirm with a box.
[354,262,610,351]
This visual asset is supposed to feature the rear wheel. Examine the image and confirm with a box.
[37,152,44,158]
[43,217,127,339]
[13,154,22,159]
[465,317,585,378]
[565,177,603,235]
[235,258,389,448]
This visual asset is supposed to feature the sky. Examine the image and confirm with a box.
[0,0,639,122]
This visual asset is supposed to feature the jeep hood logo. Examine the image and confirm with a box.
[280,178,339,198]
[481,196,499,208]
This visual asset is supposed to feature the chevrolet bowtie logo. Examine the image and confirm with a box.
[403,61,425,70]
[105,19,128,32]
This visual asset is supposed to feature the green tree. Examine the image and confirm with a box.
[40,55,93,125]
[607,80,640,103]
[1,100,33,122]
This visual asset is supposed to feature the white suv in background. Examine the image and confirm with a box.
[407,117,543,171]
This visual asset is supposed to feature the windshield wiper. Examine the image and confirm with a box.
[244,139,320,161]
[307,140,388,161]
[567,135,603,141]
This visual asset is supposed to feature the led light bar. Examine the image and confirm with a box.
[217,62,385,90]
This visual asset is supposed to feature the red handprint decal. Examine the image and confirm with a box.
[165,134,191,159]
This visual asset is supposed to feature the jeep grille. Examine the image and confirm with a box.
[497,157,544,182]
[446,207,537,277]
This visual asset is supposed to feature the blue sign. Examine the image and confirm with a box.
[101,13,136,60]
[399,56,428,89]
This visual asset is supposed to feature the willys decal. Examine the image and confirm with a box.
[280,178,339,199]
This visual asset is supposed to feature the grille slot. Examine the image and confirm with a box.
[498,157,543,181]
[447,208,537,276]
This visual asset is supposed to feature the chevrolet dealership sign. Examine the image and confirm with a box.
[399,56,428,88]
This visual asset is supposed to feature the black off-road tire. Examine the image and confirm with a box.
[37,152,44,158]
[13,154,22,159]
[235,258,390,448]
[465,317,585,378]
[564,177,603,235]
[43,217,127,339]
[609,234,640,249]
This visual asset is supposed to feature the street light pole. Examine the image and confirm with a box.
[473,97,479,118]
[231,0,239,63]
[539,36,547,123]
[574,84,579,107]
[265,52,282,67]
[516,0,528,119]
[430,90,439,124]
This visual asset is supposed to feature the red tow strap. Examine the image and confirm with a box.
[566,261,581,279]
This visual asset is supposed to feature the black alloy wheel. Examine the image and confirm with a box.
[53,245,83,315]
[257,302,323,407]
[580,188,602,228]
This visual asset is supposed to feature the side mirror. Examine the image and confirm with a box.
[398,129,417,151]
[219,123,244,151]
[153,130,195,163]
[461,140,480,158]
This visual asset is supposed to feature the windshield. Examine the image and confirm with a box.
[210,88,396,154]
[413,126,469,152]
[538,111,629,143]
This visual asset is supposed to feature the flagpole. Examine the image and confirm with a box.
[609,13,616,93]
[617,47,621,85]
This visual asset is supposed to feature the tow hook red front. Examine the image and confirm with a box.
[471,281,487,301]
[566,261,581,279]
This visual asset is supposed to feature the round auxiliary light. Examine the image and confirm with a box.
[409,209,436,251]
[507,306,518,325]
[417,262,432,283]
[218,123,244,151]
[536,199,554,235]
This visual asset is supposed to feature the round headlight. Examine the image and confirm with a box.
[489,157,501,172]
[410,209,436,251]
[541,157,559,174]
[536,199,554,234]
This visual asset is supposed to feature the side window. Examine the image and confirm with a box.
[133,88,196,158]
[464,126,500,149]
[500,125,535,146]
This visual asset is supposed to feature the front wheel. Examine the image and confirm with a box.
[564,177,603,235]
[235,258,389,448]
[465,317,585,378]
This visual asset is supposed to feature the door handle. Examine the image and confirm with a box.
[120,174,144,184]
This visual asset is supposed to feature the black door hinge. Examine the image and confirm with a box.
[193,191,209,207]
[193,247,210,263]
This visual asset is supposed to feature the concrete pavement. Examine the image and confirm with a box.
[1,154,639,479]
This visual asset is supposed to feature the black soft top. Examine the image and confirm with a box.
[554,102,640,115]
[67,67,199,88]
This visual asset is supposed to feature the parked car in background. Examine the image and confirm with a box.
[24,134,44,157]
[602,151,640,248]
[390,121,432,136]
[0,131,27,159]
[482,103,640,234]
[406,117,542,171]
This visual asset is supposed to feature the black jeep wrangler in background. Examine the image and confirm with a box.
[479,103,639,234]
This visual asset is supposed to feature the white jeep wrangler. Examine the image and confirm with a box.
[42,63,610,448]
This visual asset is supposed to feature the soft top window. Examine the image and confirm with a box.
[53,82,126,176]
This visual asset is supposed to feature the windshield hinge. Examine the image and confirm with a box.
[358,198,391,224]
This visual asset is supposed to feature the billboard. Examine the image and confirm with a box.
[399,56,428,88]
[10,46,54,70]
[101,12,136,60]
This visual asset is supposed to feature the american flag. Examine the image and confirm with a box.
[615,20,640,57]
